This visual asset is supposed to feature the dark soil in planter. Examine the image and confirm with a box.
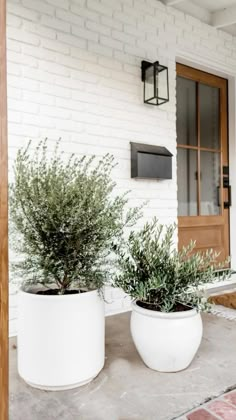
[36,289,87,296]
[136,301,192,312]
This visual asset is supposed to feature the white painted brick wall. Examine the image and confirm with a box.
[7,0,236,336]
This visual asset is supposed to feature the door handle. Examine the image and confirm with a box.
[217,185,232,208]
[224,185,231,209]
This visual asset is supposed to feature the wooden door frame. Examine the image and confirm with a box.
[0,0,8,418]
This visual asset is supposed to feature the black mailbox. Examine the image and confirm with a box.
[131,142,172,179]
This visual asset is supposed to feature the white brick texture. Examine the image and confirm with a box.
[7,0,236,336]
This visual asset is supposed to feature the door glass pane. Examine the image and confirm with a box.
[199,83,220,149]
[177,149,198,216]
[177,76,197,146]
[200,151,221,215]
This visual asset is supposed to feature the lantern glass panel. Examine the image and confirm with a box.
[144,64,156,104]
[157,64,169,105]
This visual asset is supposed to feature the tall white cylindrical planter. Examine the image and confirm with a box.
[18,289,105,390]
[131,300,203,372]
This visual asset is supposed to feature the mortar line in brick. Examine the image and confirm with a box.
[185,393,236,420]
[223,391,236,404]
[172,386,236,420]
[216,398,236,411]
[184,406,222,420]
[206,399,236,419]
[204,407,224,420]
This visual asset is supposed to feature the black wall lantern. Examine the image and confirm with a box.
[141,60,169,106]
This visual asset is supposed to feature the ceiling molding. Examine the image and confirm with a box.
[212,4,236,28]
[162,0,185,6]
[175,1,211,24]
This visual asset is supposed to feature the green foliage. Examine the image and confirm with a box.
[10,140,141,294]
[113,218,231,312]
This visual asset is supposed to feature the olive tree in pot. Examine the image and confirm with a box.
[113,219,231,373]
[10,140,139,390]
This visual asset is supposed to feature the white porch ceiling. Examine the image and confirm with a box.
[162,0,236,36]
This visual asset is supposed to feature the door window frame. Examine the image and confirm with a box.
[176,63,228,219]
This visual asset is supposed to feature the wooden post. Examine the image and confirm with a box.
[0,0,8,418]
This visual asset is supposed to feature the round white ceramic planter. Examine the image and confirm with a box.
[130,300,203,372]
[17,289,105,390]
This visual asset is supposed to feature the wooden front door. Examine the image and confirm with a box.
[176,63,230,262]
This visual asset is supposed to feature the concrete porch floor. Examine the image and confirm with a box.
[10,312,236,420]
